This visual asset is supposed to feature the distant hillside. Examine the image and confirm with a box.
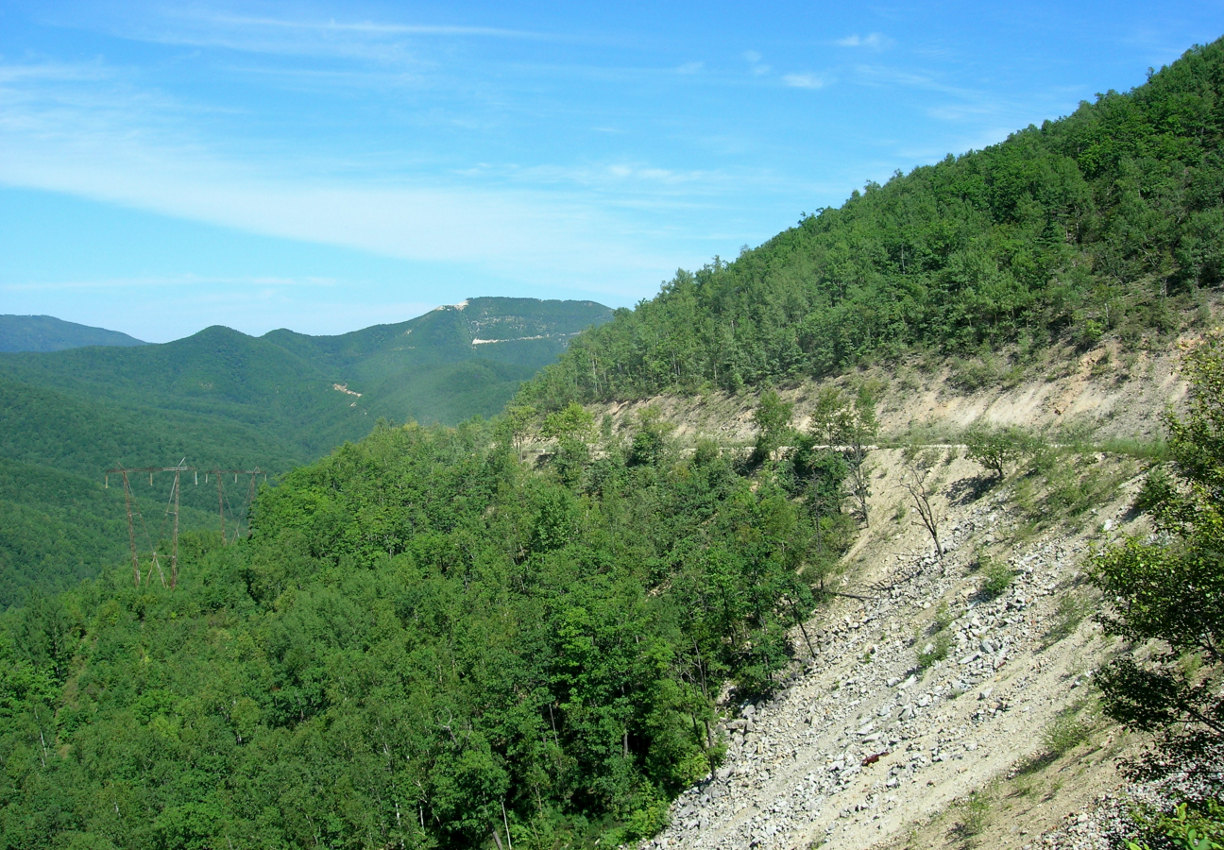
[263,297,613,426]
[0,315,146,352]
[521,39,1224,408]
[4,41,1223,850]
[0,297,610,605]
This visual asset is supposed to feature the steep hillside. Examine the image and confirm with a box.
[590,332,1192,449]
[520,39,1224,409]
[634,403,1157,850]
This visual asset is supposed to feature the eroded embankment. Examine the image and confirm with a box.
[640,449,1147,850]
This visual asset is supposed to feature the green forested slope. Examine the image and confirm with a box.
[0,298,610,605]
[3,39,1223,850]
[521,40,1224,408]
[0,315,146,353]
[0,416,851,849]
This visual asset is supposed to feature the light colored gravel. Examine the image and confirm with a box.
[638,449,1163,850]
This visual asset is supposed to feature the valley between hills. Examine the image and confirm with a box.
[4,37,1224,850]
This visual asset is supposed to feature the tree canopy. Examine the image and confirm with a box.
[519,39,1224,409]
[0,413,857,848]
[1092,332,1224,750]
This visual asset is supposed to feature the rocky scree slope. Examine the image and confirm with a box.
[640,447,1151,850]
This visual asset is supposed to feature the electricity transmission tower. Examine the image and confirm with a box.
[105,463,266,588]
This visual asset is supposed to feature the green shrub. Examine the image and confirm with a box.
[1040,708,1090,757]
[965,425,1041,480]
[954,790,991,838]
[917,630,952,670]
[977,555,1015,599]
[1126,798,1224,850]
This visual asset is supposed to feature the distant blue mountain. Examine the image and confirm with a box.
[0,315,147,352]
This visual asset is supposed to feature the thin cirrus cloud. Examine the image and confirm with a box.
[0,118,668,297]
[782,73,826,90]
[0,42,691,295]
[836,33,893,50]
[87,6,558,61]
[4,273,338,293]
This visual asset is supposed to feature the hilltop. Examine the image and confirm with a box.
[0,297,611,605]
[0,315,147,353]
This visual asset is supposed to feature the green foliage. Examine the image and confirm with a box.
[752,390,794,463]
[0,315,146,353]
[1043,590,1092,646]
[953,789,992,838]
[917,630,952,671]
[806,386,878,525]
[1127,799,1224,850]
[975,555,1016,599]
[1091,331,1224,754]
[519,39,1224,407]
[1040,707,1092,757]
[964,425,1040,480]
[0,299,611,605]
[0,413,848,848]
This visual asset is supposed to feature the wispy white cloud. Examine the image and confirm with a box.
[836,33,894,50]
[852,63,985,101]
[742,50,771,76]
[783,73,826,90]
[202,13,547,40]
[0,56,685,297]
[2,273,339,293]
[0,61,112,85]
[78,6,556,66]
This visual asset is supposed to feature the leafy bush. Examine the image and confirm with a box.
[917,630,952,670]
[1127,798,1224,850]
[976,555,1016,599]
[1092,331,1224,758]
[964,425,1040,480]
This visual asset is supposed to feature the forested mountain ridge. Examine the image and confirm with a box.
[2,297,612,452]
[0,297,611,606]
[2,40,1223,850]
[520,39,1224,408]
[0,315,146,353]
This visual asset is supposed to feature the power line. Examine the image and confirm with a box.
[105,464,267,588]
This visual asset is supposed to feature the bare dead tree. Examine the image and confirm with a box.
[903,455,944,559]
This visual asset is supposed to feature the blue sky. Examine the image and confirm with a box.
[1,2,1221,342]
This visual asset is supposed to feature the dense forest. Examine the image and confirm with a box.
[0,316,146,353]
[3,37,1224,850]
[0,299,610,607]
[520,40,1224,408]
[0,407,856,849]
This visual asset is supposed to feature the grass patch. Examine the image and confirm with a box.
[1017,448,1136,526]
[1043,590,1092,647]
[1041,708,1092,757]
[951,789,993,842]
[1089,437,1170,461]
[917,630,952,671]
[1012,704,1097,775]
